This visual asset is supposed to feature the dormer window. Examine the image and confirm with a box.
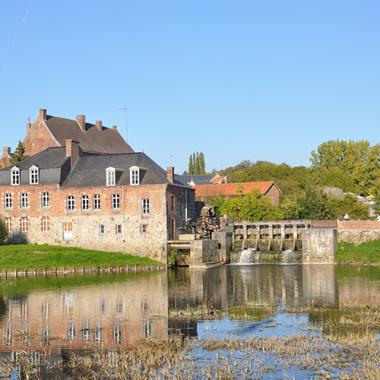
[29,165,39,185]
[106,167,116,187]
[11,167,20,186]
[130,166,140,186]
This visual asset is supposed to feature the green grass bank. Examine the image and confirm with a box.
[0,244,161,271]
[337,240,380,265]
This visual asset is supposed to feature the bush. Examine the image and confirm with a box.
[0,219,8,245]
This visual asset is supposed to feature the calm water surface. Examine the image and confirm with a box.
[0,265,379,377]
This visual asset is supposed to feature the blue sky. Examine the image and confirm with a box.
[1,1,379,173]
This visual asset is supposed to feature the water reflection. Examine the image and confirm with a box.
[0,272,168,354]
[0,265,378,353]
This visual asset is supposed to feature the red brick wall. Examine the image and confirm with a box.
[24,120,60,157]
[337,220,380,230]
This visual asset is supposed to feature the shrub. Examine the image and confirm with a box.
[0,219,8,245]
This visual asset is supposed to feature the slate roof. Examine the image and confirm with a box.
[0,147,69,171]
[178,174,214,185]
[194,181,280,197]
[62,152,169,187]
[44,115,134,154]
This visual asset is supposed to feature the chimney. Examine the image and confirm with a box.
[39,108,47,121]
[2,147,11,158]
[111,125,117,130]
[167,167,175,183]
[76,115,86,131]
[65,139,80,167]
[95,120,103,131]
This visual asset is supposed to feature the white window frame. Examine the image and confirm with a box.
[115,224,122,234]
[5,217,12,232]
[41,217,50,232]
[41,192,50,208]
[4,193,12,209]
[20,192,29,209]
[130,166,140,186]
[66,195,75,211]
[112,194,120,210]
[93,194,101,210]
[29,165,39,185]
[20,217,29,232]
[142,198,150,215]
[99,224,105,235]
[106,167,116,187]
[81,195,89,211]
[10,167,20,186]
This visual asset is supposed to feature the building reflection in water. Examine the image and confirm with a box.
[0,272,168,354]
[0,265,379,355]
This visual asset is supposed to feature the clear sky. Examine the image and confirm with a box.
[1,1,379,173]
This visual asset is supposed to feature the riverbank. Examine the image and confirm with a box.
[337,240,380,266]
[0,244,163,274]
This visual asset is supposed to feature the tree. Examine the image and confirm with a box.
[219,190,283,221]
[199,152,206,174]
[187,152,207,175]
[11,141,27,164]
[188,154,194,175]
[0,219,7,245]
[311,140,380,195]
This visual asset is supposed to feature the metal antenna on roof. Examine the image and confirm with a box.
[118,107,128,142]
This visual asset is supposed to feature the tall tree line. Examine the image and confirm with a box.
[187,152,206,175]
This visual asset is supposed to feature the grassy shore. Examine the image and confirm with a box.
[337,240,380,265]
[0,244,160,270]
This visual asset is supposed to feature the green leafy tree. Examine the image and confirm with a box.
[311,140,380,195]
[11,141,27,164]
[0,219,7,245]
[219,190,283,221]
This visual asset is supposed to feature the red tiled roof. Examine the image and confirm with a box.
[194,181,276,197]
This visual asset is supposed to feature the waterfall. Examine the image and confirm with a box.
[238,248,254,264]
[282,249,296,264]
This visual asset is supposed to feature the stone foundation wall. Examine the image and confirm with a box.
[302,228,337,264]
[189,240,219,267]
[9,213,168,263]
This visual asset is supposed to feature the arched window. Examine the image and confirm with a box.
[10,166,20,186]
[130,166,140,185]
[29,165,39,185]
[106,167,116,186]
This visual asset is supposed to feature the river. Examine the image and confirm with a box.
[0,264,379,378]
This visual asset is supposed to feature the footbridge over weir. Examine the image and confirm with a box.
[232,221,312,252]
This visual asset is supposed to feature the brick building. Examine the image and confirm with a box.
[193,181,281,206]
[0,110,195,262]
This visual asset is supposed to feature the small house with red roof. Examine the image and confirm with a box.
[194,181,281,206]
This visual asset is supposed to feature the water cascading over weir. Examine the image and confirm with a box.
[232,221,311,264]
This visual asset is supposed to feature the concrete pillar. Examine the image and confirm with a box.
[302,228,337,264]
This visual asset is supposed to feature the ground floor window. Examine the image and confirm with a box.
[5,217,12,232]
[99,225,105,235]
[20,217,29,232]
[63,222,73,241]
[140,224,148,233]
[41,217,50,232]
[115,224,122,234]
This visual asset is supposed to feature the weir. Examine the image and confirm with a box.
[233,221,311,252]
